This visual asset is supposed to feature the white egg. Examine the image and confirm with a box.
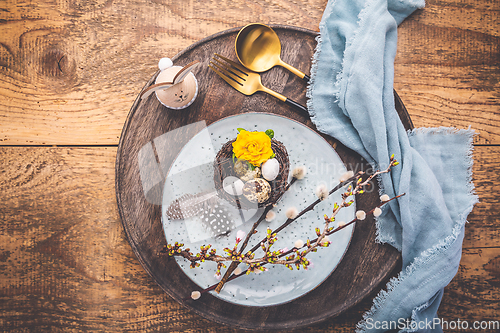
[223,176,244,196]
[261,158,280,181]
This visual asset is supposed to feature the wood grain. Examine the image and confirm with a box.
[0,0,325,146]
[0,0,498,144]
[1,0,498,331]
[441,248,500,323]
[394,1,500,145]
[463,146,500,249]
[0,146,498,331]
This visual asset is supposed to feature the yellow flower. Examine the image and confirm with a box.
[232,130,273,166]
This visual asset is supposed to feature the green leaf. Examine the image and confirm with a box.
[232,152,236,164]
[246,161,255,170]
[265,129,274,139]
[237,127,246,133]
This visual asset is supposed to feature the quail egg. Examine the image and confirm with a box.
[242,178,271,203]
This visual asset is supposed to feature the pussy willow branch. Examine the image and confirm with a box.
[214,169,365,291]
[214,177,298,293]
[164,171,365,267]
[185,193,405,299]
[165,159,400,295]
[299,158,399,262]
[162,173,359,276]
[165,170,374,276]
[161,179,300,264]
[247,171,363,254]
[246,160,397,268]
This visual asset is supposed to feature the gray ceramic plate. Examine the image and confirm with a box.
[161,113,355,306]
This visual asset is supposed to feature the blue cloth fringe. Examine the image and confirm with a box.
[307,0,478,331]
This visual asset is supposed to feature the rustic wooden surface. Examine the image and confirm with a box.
[0,0,498,332]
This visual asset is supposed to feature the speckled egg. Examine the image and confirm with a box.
[242,178,271,203]
[234,160,261,181]
[240,167,261,181]
[234,159,249,177]
[261,158,280,181]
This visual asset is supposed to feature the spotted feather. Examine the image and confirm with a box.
[199,203,234,238]
[166,192,235,238]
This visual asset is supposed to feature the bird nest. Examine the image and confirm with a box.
[213,139,290,209]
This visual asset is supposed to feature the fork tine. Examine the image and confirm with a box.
[209,61,245,88]
[210,58,246,84]
[214,53,250,76]
[209,54,308,116]
[208,62,250,95]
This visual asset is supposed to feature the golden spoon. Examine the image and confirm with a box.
[235,23,310,82]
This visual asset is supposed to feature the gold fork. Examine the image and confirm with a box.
[209,54,308,116]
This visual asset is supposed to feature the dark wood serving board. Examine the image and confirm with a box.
[115,25,412,330]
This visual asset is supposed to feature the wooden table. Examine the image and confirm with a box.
[1,0,498,331]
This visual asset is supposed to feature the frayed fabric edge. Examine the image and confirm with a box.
[305,33,323,126]
[306,0,340,133]
[407,125,476,138]
[356,126,479,333]
[373,126,479,248]
[407,125,479,210]
[307,0,370,130]
[357,203,476,333]
[405,0,425,8]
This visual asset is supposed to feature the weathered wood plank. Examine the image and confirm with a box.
[0,146,375,331]
[440,247,500,323]
[0,0,498,330]
[395,11,500,145]
[0,0,323,146]
[0,143,498,330]
[410,0,499,37]
[460,147,500,249]
[0,0,498,144]
[0,147,221,331]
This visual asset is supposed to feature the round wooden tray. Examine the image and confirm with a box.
[115,25,413,330]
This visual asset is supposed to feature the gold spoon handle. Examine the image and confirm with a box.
[279,59,309,82]
[260,85,287,102]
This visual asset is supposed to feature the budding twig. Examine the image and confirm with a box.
[181,192,406,300]
[214,170,360,290]
[247,171,363,255]
[214,177,298,293]
[163,156,403,300]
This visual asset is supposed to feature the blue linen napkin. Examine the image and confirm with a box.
[306,0,478,331]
